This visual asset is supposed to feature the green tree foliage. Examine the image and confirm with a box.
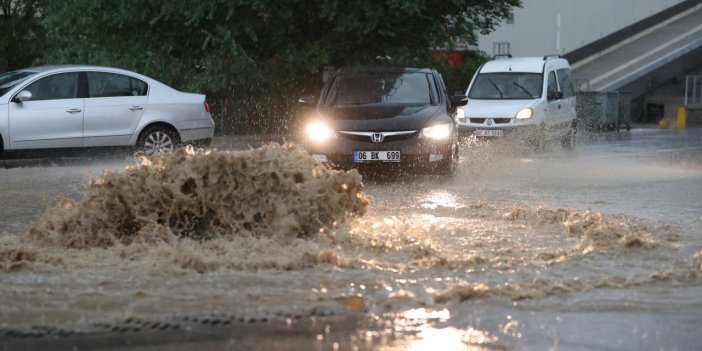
[432,51,492,96]
[34,0,519,133]
[0,0,44,72]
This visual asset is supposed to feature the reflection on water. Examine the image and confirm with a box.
[403,308,450,321]
[393,309,502,351]
[461,327,502,349]
[420,190,462,209]
[409,327,466,351]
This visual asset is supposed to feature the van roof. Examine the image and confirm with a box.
[480,57,569,74]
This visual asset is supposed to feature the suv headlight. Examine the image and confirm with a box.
[515,108,533,119]
[420,123,452,140]
[305,121,336,142]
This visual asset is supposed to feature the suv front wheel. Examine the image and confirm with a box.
[434,142,459,175]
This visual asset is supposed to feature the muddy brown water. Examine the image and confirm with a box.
[1,129,701,350]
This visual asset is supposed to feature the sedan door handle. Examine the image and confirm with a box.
[129,106,144,111]
[66,108,82,114]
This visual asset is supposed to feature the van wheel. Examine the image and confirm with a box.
[561,124,576,151]
[529,137,546,153]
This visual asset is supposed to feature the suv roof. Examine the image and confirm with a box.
[480,57,570,74]
[335,66,435,75]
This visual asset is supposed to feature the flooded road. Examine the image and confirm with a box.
[1,128,701,350]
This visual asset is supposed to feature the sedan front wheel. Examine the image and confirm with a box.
[139,126,179,157]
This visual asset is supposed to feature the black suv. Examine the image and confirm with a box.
[299,67,467,173]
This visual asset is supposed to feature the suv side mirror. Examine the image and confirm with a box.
[13,90,32,103]
[451,94,468,107]
[548,91,563,101]
[298,95,316,106]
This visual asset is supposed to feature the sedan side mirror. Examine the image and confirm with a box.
[548,91,563,101]
[13,90,32,103]
[451,94,468,107]
[298,95,316,106]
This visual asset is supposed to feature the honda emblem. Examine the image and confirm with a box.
[372,133,384,143]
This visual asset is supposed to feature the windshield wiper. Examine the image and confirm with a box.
[487,78,503,98]
[513,81,534,98]
[337,102,367,105]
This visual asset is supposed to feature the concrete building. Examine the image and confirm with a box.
[476,0,686,58]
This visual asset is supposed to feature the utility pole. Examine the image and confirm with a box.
[556,13,561,54]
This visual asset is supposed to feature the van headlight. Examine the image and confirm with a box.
[455,107,466,121]
[515,108,533,119]
[420,123,452,140]
[305,122,336,142]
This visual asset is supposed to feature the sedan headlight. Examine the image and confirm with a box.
[305,122,336,142]
[515,108,533,119]
[420,123,452,140]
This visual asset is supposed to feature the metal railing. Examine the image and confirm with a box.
[685,75,702,108]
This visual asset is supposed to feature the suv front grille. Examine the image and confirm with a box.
[385,132,417,142]
[338,131,417,143]
[339,134,368,142]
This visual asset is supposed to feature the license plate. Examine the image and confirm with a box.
[353,150,401,162]
[474,130,504,137]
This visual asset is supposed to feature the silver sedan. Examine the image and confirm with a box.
[0,65,214,157]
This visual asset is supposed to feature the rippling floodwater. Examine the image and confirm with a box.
[1,128,701,350]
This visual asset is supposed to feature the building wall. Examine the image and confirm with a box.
[477,0,685,57]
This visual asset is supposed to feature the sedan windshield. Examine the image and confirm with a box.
[0,71,37,97]
[324,72,438,106]
[468,72,543,100]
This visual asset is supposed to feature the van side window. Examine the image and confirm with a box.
[556,69,575,97]
[547,71,558,94]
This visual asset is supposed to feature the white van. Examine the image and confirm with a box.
[456,56,577,149]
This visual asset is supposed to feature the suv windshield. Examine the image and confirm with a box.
[468,72,543,100]
[324,72,438,106]
[0,70,37,97]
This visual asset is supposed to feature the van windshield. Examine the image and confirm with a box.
[468,72,542,100]
[0,70,37,97]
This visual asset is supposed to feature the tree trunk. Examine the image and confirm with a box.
[222,50,233,134]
